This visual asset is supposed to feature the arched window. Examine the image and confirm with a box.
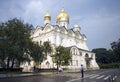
[46,61,50,68]
[80,51,82,56]
[85,53,89,58]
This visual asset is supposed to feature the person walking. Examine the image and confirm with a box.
[33,66,36,72]
[80,64,84,78]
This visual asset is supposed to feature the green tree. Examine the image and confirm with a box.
[111,38,120,62]
[43,41,52,60]
[52,46,71,70]
[0,23,8,67]
[0,18,33,68]
[92,48,113,64]
[107,49,116,63]
[29,42,44,68]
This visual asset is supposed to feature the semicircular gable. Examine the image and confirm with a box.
[43,23,54,32]
[59,26,68,34]
[74,31,83,39]
[54,25,60,31]
[68,29,75,36]
[70,46,79,55]
[34,26,42,33]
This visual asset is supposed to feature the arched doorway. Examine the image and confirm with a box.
[85,54,90,69]
[46,61,50,68]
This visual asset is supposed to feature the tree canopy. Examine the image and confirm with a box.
[43,41,52,59]
[92,48,115,64]
[0,18,33,68]
[111,38,120,62]
[52,46,71,69]
[92,38,120,64]
[0,18,44,68]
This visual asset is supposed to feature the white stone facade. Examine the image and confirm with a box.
[22,8,99,71]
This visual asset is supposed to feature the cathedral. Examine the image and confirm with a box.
[22,8,99,71]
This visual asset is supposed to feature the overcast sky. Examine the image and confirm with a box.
[0,0,120,50]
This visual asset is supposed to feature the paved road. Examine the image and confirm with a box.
[0,69,120,82]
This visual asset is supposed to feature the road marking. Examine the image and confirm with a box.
[66,78,82,82]
[66,70,115,82]
[89,75,100,78]
[85,74,96,78]
[66,74,95,82]
[96,75,105,79]
[103,75,111,80]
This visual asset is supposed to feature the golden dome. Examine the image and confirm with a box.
[56,8,69,22]
[44,12,51,20]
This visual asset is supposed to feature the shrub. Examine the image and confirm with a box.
[99,63,120,69]
[0,68,23,72]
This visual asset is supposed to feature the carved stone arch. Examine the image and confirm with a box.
[70,46,79,55]
[70,47,75,55]
[70,46,80,66]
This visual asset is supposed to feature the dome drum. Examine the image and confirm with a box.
[59,18,69,22]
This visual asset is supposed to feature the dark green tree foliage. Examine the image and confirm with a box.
[0,18,33,68]
[111,38,120,62]
[53,46,71,69]
[43,41,52,59]
[107,49,116,63]
[29,42,44,64]
[61,48,71,66]
[92,48,114,64]
[0,23,7,67]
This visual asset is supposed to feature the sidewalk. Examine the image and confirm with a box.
[0,69,81,78]
[0,72,54,78]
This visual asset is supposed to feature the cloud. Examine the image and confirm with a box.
[21,0,63,26]
[0,0,60,26]
[79,9,120,50]
[0,0,120,50]
[22,1,44,25]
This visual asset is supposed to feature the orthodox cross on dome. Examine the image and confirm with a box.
[61,7,65,12]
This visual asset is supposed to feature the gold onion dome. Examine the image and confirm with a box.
[56,8,69,22]
[44,12,51,20]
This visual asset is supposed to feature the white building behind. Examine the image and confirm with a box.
[22,8,99,71]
